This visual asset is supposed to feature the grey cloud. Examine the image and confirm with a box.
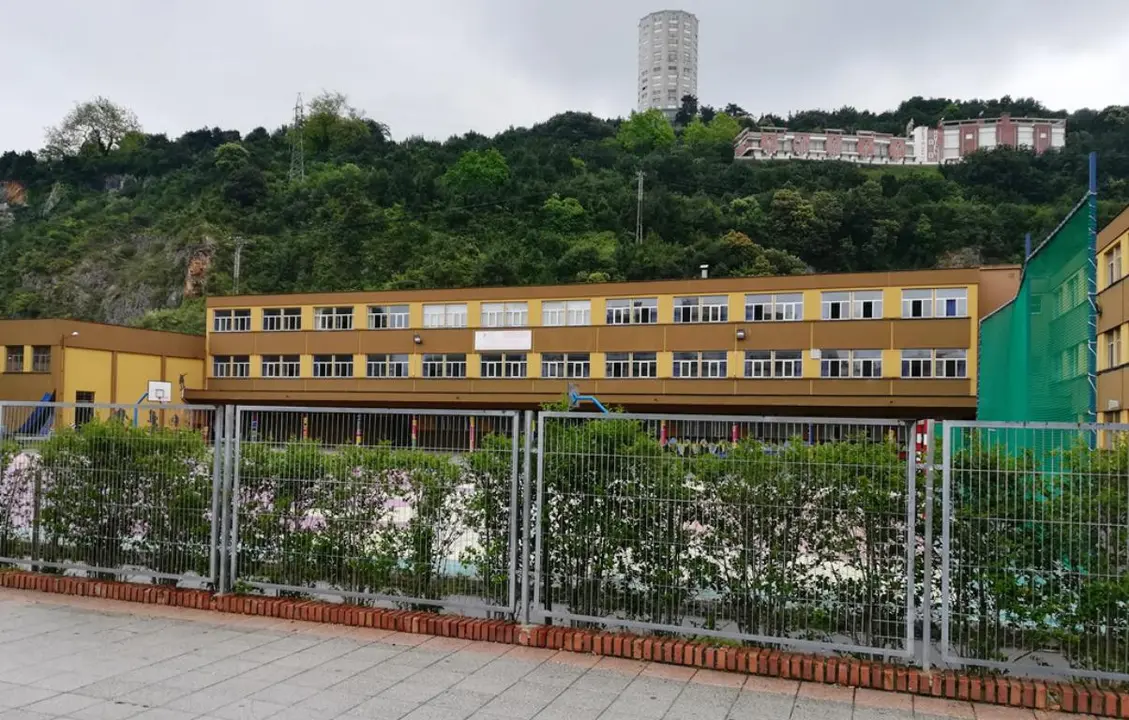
[2,0,1126,154]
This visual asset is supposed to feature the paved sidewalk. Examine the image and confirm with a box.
[0,589,1083,720]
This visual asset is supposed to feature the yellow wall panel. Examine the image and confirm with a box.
[300,354,313,378]
[590,352,606,379]
[467,352,481,379]
[657,351,673,379]
[527,299,542,327]
[62,348,113,405]
[166,357,204,394]
[115,352,162,404]
[591,298,606,326]
[657,295,673,325]
[881,349,900,379]
[802,350,821,379]
[354,353,367,378]
[966,284,979,394]
[802,289,822,322]
[528,352,542,379]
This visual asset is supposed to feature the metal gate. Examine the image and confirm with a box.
[224,405,521,616]
[528,410,919,657]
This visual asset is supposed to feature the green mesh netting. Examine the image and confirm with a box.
[977,198,1095,424]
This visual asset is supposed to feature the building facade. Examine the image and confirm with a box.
[1095,204,1129,423]
[734,115,1067,165]
[188,267,1020,418]
[0,319,204,407]
[637,10,698,117]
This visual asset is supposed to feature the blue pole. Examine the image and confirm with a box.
[1024,232,1032,262]
[133,392,149,427]
[1087,151,1098,426]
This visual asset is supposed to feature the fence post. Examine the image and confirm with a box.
[218,405,236,593]
[506,412,520,617]
[904,419,918,659]
[939,421,953,666]
[921,419,936,673]
[520,411,534,624]
[208,407,225,586]
[532,411,546,620]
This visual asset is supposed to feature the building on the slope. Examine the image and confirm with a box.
[734,114,1067,165]
[637,10,698,119]
[1095,204,1129,424]
[0,319,204,429]
[185,266,1020,419]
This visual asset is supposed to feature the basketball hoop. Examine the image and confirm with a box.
[147,380,173,404]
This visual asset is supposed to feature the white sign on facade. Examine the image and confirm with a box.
[474,330,532,352]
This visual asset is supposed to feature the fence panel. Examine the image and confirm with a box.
[532,411,917,657]
[230,406,520,616]
[941,420,1129,681]
[0,401,221,586]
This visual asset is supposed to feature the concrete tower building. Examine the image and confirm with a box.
[637,10,698,118]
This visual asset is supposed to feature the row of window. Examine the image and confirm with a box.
[212,349,968,380]
[3,346,51,373]
[213,288,971,333]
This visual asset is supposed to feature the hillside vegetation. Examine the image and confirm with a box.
[0,94,1127,334]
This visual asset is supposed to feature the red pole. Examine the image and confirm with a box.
[411,415,418,448]
[469,416,476,451]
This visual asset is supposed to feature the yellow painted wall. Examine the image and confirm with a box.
[115,352,162,404]
[966,284,979,395]
[166,357,204,395]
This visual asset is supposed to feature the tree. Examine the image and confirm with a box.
[674,95,699,126]
[616,110,676,154]
[302,91,388,158]
[440,148,510,198]
[43,97,141,159]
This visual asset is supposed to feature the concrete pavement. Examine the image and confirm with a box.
[0,588,1085,720]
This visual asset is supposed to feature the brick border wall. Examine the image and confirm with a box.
[1,570,1124,717]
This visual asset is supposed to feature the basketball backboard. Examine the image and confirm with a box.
[148,381,173,403]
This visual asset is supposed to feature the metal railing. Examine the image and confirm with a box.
[0,401,221,586]
[227,406,520,615]
[529,411,918,657]
[3,399,1129,683]
[940,421,1129,682]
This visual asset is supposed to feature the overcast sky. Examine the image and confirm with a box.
[2,0,1127,153]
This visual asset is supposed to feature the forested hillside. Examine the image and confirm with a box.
[1,94,1126,334]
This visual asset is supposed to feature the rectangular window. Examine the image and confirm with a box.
[481,302,528,328]
[480,353,527,378]
[701,351,727,378]
[366,354,408,378]
[821,292,851,320]
[31,346,50,373]
[212,355,250,378]
[901,349,933,378]
[674,296,728,324]
[901,289,933,319]
[368,305,409,330]
[935,288,968,318]
[852,290,883,320]
[744,351,771,378]
[935,349,968,378]
[261,355,300,378]
[262,308,302,331]
[422,303,468,329]
[314,306,354,331]
[852,350,882,378]
[606,298,658,325]
[809,139,826,153]
[5,346,24,372]
[313,354,354,378]
[1109,328,1122,369]
[542,300,591,326]
[819,350,850,378]
[1107,246,1123,287]
[420,353,467,378]
[673,352,699,378]
[541,353,591,379]
[213,309,251,332]
[605,352,656,378]
[75,391,95,428]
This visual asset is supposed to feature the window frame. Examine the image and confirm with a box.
[368,305,410,330]
[673,296,729,324]
[314,306,355,331]
[821,292,851,321]
[852,291,883,320]
[31,346,51,373]
[313,354,355,378]
[606,297,658,325]
[900,349,933,379]
[262,308,302,331]
[212,355,250,378]
[1107,245,1123,287]
[935,288,968,318]
[481,302,529,328]
[261,354,301,378]
[852,349,882,378]
[1109,328,1122,369]
[5,346,25,373]
[480,353,527,379]
[366,353,409,378]
[819,350,850,378]
[422,303,468,329]
[935,349,968,378]
[422,353,467,378]
[901,289,933,319]
[213,309,251,333]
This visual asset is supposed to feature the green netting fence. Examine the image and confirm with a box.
[977,195,1096,425]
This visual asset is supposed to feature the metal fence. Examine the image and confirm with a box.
[530,411,919,657]
[6,400,1129,683]
[940,421,1129,682]
[0,401,222,586]
[227,406,520,616]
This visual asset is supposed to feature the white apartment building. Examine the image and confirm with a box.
[637,10,698,117]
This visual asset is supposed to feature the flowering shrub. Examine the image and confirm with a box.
[0,420,213,579]
[236,436,514,610]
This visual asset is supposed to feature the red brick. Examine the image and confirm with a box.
[632,638,644,660]
[837,660,849,687]
[884,667,895,691]
[1062,685,1076,712]
[790,656,801,680]
[848,661,860,687]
